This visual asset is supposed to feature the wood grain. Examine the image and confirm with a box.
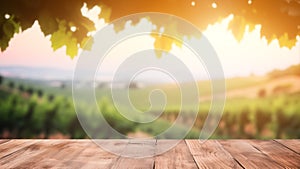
[1,140,65,168]
[186,140,242,169]
[0,140,10,145]
[155,140,198,169]
[247,140,300,168]
[219,140,284,168]
[110,139,156,169]
[75,140,120,169]
[275,139,300,154]
[0,139,299,168]
[0,140,39,159]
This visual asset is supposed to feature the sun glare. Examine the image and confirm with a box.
[70,26,77,32]
[191,1,196,6]
[4,14,10,19]
[0,3,299,79]
[212,2,218,9]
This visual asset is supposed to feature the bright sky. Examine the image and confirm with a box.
[0,5,299,79]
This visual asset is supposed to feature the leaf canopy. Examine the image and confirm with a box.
[0,0,299,57]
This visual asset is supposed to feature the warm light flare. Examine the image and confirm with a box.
[212,2,217,9]
[4,14,10,19]
[70,26,77,32]
[191,1,196,6]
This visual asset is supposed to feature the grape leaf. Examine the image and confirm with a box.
[50,20,78,58]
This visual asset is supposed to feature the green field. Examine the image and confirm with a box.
[0,68,300,139]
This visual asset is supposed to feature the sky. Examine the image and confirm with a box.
[0,5,299,81]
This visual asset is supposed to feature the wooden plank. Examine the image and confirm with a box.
[76,140,123,169]
[0,140,39,159]
[1,140,94,168]
[0,139,300,168]
[45,140,91,168]
[275,139,300,154]
[155,140,198,169]
[0,140,122,169]
[111,157,154,169]
[186,140,241,169]
[110,139,156,169]
[0,140,64,168]
[247,140,300,168]
[30,140,91,168]
[219,140,284,168]
[0,140,10,145]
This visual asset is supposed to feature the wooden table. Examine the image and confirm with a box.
[0,139,299,168]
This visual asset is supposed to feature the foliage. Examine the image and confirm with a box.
[0,74,3,85]
[1,0,300,57]
[1,77,300,139]
[257,88,266,98]
[8,81,14,89]
[268,64,300,78]
[18,84,24,92]
[26,87,34,96]
[37,89,43,98]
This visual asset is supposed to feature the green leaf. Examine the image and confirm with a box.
[38,11,58,36]
[50,20,78,58]
[0,15,20,51]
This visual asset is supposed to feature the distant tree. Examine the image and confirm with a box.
[276,109,291,138]
[129,82,138,89]
[37,89,43,98]
[0,75,3,85]
[268,64,300,78]
[18,84,24,92]
[20,102,37,137]
[26,87,34,95]
[8,81,14,89]
[254,108,271,137]
[68,116,86,139]
[60,83,66,89]
[44,105,59,138]
[272,84,291,94]
[257,88,266,98]
[239,108,251,135]
[48,94,55,102]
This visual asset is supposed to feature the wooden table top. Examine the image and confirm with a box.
[0,139,299,168]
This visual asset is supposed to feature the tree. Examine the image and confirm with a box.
[257,88,266,98]
[37,89,43,98]
[0,75,3,85]
[48,94,55,102]
[60,83,66,89]
[26,87,34,96]
[1,0,299,57]
[8,81,14,89]
[18,84,24,92]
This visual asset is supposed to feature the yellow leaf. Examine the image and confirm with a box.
[99,3,112,23]
[50,20,78,58]
[228,16,246,42]
[278,33,297,49]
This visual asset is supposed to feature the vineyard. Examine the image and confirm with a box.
[0,70,300,139]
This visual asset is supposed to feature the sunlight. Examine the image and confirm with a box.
[191,1,196,7]
[211,2,218,9]
[70,26,77,32]
[4,14,10,19]
[0,4,299,79]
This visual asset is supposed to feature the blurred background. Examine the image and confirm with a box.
[0,0,299,139]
